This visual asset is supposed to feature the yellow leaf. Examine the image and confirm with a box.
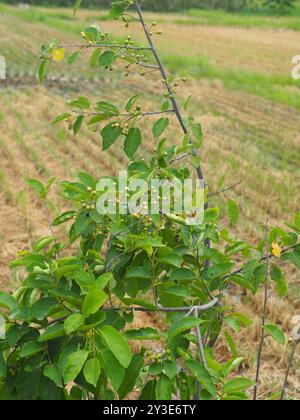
[272,242,282,258]
[52,48,65,62]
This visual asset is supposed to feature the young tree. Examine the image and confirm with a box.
[0,0,299,400]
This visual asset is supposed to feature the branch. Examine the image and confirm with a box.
[60,43,152,51]
[102,298,219,313]
[135,1,205,185]
[134,61,159,70]
[223,245,297,281]
[169,152,191,164]
[280,340,299,400]
[47,298,219,327]
[195,308,208,369]
[253,223,270,401]
[208,179,243,197]
[80,110,175,119]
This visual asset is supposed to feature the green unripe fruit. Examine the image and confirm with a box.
[94,265,105,274]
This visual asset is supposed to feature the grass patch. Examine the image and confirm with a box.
[186,8,300,31]
[164,54,300,109]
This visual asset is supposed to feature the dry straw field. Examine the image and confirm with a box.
[0,3,299,398]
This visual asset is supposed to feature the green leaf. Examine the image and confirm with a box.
[158,252,183,267]
[73,0,82,16]
[221,357,244,378]
[64,313,85,335]
[169,268,196,281]
[33,236,55,252]
[63,350,89,384]
[140,380,157,400]
[69,96,90,110]
[264,324,285,345]
[101,123,122,151]
[125,95,140,112]
[56,264,79,279]
[95,272,113,289]
[222,378,256,395]
[0,292,16,312]
[163,360,178,379]
[83,359,100,387]
[0,351,6,381]
[183,95,192,111]
[228,199,239,225]
[124,127,142,159]
[192,123,203,143]
[109,4,126,19]
[156,374,172,400]
[127,266,152,279]
[230,313,253,328]
[271,266,288,298]
[282,248,300,269]
[224,332,238,358]
[31,297,58,321]
[38,324,66,342]
[20,340,45,358]
[206,262,234,280]
[52,211,77,226]
[98,348,125,391]
[168,317,204,340]
[43,365,63,388]
[124,328,160,341]
[82,289,108,317]
[99,51,117,67]
[95,101,119,115]
[294,212,300,229]
[73,115,84,135]
[99,325,132,368]
[161,100,170,112]
[68,51,80,65]
[26,179,46,199]
[185,360,216,397]
[90,48,102,67]
[88,114,108,125]
[38,60,47,83]
[224,316,241,333]
[118,354,143,399]
[153,118,169,138]
[53,113,71,124]
[83,27,98,42]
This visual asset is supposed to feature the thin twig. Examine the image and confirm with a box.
[134,61,159,70]
[85,110,175,118]
[169,152,191,164]
[195,308,208,369]
[224,245,297,281]
[280,340,299,400]
[253,223,270,400]
[60,43,152,51]
[208,179,243,197]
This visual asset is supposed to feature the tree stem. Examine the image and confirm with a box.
[253,224,270,400]
[280,340,299,400]
[135,1,205,184]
